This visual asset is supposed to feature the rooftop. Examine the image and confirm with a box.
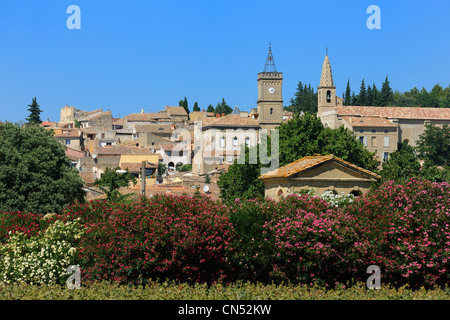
[342,116,397,128]
[336,106,450,120]
[259,154,381,180]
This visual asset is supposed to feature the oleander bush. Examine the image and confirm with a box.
[0,178,447,290]
[61,195,233,286]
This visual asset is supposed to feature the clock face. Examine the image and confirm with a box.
[268,87,276,94]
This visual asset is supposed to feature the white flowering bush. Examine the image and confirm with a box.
[319,190,355,207]
[0,218,84,286]
[294,189,355,208]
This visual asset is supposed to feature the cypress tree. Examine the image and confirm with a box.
[380,75,393,106]
[26,97,42,125]
[344,80,352,106]
[358,79,367,106]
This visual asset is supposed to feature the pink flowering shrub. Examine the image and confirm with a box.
[344,178,450,288]
[61,195,233,285]
[0,212,58,244]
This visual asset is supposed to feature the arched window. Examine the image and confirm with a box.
[326,90,331,103]
[233,137,238,151]
[270,108,274,116]
[220,136,225,148]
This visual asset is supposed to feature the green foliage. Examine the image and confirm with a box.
[206,104,215,113]
[204,174,210,184]
[179,97,189,115]
[214,98,233,115]
[0,122,85,214]
[286,81,317,114]
[217,149,265,202]
[278,114,378,171]
[0,281,449,300]
[380,75,394,106]
[417,123,449,167]
[343,79,352,106]
[0,218,84,286]
[94,167,136,202]
[192,102,200,112]
[177,164,192,172]
[158,163,167,177]
[380,141,421,184]
[26,97,42,125]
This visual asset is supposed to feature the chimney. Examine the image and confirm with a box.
[222,113,225,117]
[202,109,205,112]
[216,114,220,118]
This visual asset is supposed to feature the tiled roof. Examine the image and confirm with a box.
[259,154,381,180]
[120,162,158,172]
[54,130,82,138]
[113,118,124,126]
[189,111,215,117]
[342,116,397,128]
[201,114,260,128]
[158,143,189,151]
[93,146,154,155]
[79,111,112,121]
[65,147,85,159]
[133,124,175,134]
[79,171,96,185]
[337,106,450,120]
[165,106,188,116]
[126,113,171,122]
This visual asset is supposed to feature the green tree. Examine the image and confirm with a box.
[380,75,393,106]
[366,84,373,106]
[371,83,380,106]
[192,102,200,112]
[214,98,233,115]
[379,141,421,184]
[217,146,265,202]
[288,81,318,114]
[158,162,167,177]
[206,104,215,113]
[179,97,189,115]
[416,123,449,167]
[344,80,352,106]
[26,97,42,125]
[94,167,136,202]
[0,122,85,214]
[357,79,367,106]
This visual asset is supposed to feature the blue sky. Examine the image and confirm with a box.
[1,0,449,123]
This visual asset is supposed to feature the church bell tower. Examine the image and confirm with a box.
[257,45,283,132]
[317,50,337,117]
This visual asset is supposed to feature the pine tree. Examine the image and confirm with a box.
[380,75,393,106]
[26,97,42,125]
[366,84,373,106]
[344,80,352,106]
[193,102,200,112]
[206,104,215,113]
[358,79,367,106]
[179,97,189,114]
[372,83,380,106]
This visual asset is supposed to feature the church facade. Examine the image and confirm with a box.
[316,54,450,165]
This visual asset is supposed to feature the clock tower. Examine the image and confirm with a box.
[257,45,283,132]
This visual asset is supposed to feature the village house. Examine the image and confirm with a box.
[258,154,381,200]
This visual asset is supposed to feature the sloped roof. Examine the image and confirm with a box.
[342,116,397,128]
[93,146,154,155]
[54,130,82,138]
[259,154,381,180]
[125,113,171,122]
[79,110,112,121]
[120,162,158,172]
[336,106,450,120]
[79,171,96,185]
[319,55,334,87]
[201,114,260,128]
[133,124,175,134]
[165,106,188,116]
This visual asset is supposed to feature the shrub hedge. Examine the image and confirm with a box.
[0,178,448,290]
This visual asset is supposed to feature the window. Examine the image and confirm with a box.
[371,136,377,147]
[359,136,367,146]
[359,129,364,133]
[233,137,238,151]
[326,90,331,103]
[372,129,376,133]
[384,129,389,134]
[179,150,183,157]
[270,108,273,116]
[65,139,71,145]
[101,133,105,139]
[384,136,389,147]
[245,137,250,147]
[220,137,225,148]
[383,152,389,162]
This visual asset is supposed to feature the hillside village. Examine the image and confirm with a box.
[39,48,450,202]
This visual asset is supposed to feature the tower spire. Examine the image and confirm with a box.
[263,44,277,73]
[319,52,334,87]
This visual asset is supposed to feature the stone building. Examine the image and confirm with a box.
[316,53,450,165]
[259,154,380,200]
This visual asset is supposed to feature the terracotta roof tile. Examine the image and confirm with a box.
[165,106,188,116]
[342,116,397,127]
[120,162,158,172]
[126,113,171,122]
[201,114,260,128]
[259,154,381,180]
[337,106,450,120]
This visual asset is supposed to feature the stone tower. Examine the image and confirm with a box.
[257,45,283,132]
[317,52,338,117]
